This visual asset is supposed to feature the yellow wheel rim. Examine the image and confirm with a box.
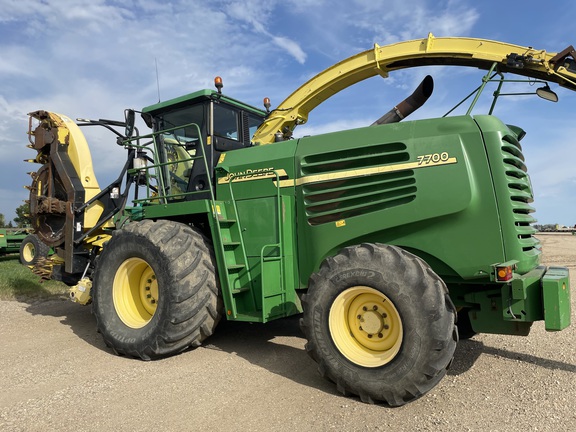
[329,286,403,368]
[113,258,158,329]
[22,243,36,262]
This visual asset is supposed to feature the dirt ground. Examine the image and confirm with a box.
[1,234,575,432]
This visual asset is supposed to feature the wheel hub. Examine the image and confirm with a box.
[113,257,158,329]
[358,308,385,336]
[329,286,403,367]
[22,243,36,262]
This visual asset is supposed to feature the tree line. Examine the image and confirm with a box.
[0,204,31,228]
[533,224,575,232]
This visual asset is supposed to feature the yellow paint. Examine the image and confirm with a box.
[113,257,158,329]
[69,277,93,305]
[335,220,346,228]
[83,233,112,249]
[274,156,456,188]
[329,286,403,367]
[218,168,288,184]
[218,153,226,164]
[41,112,113,229]
[252,35,576,145]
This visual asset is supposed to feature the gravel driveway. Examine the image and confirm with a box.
[1,233,574,431]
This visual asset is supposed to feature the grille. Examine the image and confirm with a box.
[500,134,539,252]
[300,143,416,225]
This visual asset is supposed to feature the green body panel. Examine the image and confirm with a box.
[293,115,530,284]
[474,116,540,274]
[131,102,569,335]
[131,199,211,220]
[212,141,301,322]
[0,229,28,254]
[456,265,570,334]
[542,267,571,330]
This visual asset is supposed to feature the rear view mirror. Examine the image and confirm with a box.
[125,109,136,137]
[536,85,558,102]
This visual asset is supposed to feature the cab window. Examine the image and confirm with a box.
[213,104,239,141]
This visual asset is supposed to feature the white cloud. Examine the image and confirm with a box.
[272,36,307,64]
[0,0,574,224]
[225,0,307,64]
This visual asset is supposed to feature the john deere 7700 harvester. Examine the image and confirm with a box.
[24,35,572,406]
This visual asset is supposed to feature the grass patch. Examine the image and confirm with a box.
[0,255,70,301]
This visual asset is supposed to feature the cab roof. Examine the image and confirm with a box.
[142,89,266,117]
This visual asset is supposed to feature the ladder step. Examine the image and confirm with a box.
[223,241,241,247]
[218,218,237,224]
[227,264,245,271]
[262,256,281,262]
[232,286,250,294]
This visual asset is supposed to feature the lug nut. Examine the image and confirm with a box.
[382,312,387,318]
[378,333,383,338]
[373,305,378,311]
[147,294,152,298]
[145,286,150,291]
[362,306,367,311]
[357,315,362,319]
[367,334,373,338]
[151,299,156,304]
[383,324,389,330]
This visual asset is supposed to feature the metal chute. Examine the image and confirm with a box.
[371,75,434,125]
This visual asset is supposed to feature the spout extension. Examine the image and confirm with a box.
[371,75,434,126]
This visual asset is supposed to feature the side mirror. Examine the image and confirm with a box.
[536,85,558,102]
[141,112,153,129]
[125,109,136,137]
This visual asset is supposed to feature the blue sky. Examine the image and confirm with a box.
[1,0,576,225]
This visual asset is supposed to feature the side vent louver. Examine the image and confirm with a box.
[300,143,416,225]
[501,135,538,252]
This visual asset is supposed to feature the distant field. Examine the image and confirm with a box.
[0,255,69,301]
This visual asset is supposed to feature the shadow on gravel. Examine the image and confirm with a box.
[203,316,337,396]
[449,338,576,375]
[24,299,108,353]
[448,339,484,375]
[482,344,576,373]
[21,301,337,396]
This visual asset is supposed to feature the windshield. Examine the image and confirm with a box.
[155,104,205,144]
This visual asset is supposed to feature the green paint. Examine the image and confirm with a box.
[125,88,570,336]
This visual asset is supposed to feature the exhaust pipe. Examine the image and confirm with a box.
[371,75,434,126]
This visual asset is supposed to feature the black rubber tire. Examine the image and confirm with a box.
[92,219,222,360]
[300,243,458,406]
[19,234,50,266]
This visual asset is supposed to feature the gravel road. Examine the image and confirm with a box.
[1,234,575,431]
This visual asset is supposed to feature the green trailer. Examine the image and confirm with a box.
[0,228,28,255]
[0,228,51,266]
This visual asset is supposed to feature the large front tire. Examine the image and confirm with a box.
[92,219,222,360]
[300,243,457,406]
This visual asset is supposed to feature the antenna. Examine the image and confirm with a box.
[155,58,161,102]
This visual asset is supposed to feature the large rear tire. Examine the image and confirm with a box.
[300,243,457,406]
[19,234,50,266]
[92,219,222,360]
